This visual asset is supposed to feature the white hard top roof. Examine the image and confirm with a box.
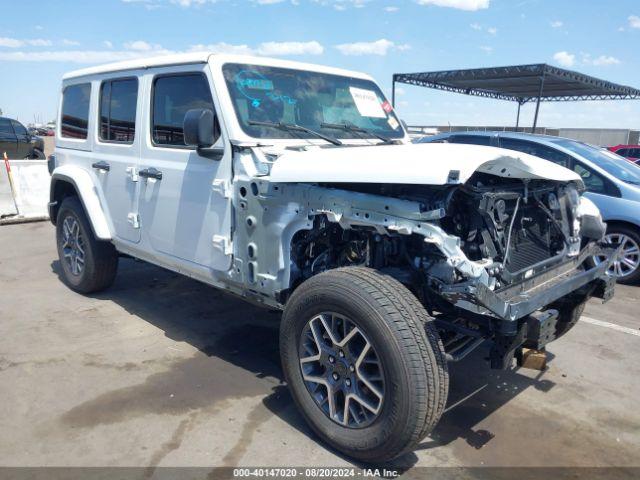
[62,52,374,81]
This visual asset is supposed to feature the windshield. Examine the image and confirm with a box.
[549,138,640,185]
[222,63,404,141]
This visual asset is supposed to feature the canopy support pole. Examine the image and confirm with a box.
[391,76,396,108]
[515,101,522,129]
[532,74,546,132]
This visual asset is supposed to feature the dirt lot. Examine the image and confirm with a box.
[0,221,639,474]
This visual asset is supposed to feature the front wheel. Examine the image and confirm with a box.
[593,225,640,285]
[280,267,448,462]
[25,149,46,160]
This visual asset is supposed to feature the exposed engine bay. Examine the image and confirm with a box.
[291,173,593,297]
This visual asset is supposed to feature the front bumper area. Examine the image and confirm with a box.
[439,241,616,324]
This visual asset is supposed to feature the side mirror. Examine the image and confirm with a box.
[184,108,215,148]
[183,108,224,160]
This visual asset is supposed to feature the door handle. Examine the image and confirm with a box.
[139,167,163,180]
[91,161,110,172]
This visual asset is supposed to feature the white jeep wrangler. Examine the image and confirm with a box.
[49,53,615,462]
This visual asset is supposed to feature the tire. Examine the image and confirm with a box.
[56,196,118,293]
[280,267,448,462]
[26,149,46,160]
[599,225,640,285]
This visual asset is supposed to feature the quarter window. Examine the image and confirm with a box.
[61,83,91,139]
[152,73,215,147]
[100,78,138,143]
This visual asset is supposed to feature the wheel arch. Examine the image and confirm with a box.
[603,219,640,235]
[50,166,112,240]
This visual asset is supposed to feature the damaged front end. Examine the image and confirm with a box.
[233,144,617,370]
[285,175,615,370]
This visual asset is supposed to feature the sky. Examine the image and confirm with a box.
[1,0,639,129]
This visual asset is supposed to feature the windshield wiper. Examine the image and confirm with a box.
[320,122,393,144]
[248,120,342,146]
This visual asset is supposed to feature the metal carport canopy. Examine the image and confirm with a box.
[392,63,640,129]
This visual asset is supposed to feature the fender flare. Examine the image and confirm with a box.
[50,165,112,240]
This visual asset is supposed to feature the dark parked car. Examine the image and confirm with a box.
[0,117,46,159]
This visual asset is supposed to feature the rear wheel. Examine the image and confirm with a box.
[280,267,448,462]
[56,196,118,293]
[593,225,640,285]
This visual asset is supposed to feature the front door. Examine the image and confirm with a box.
[91,74,142,243]
[137,66,232,272]
[11,120,32,159]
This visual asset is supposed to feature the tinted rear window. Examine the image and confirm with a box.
[0,118,13,135]
[449,135,492,146]
[100,78,138,143]
[61,83,91,139]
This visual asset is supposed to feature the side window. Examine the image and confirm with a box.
[631,148,640,158]
[61,83,91,139]
[500,138,572,168]
[11,120,27,136]
[152,73,217,147]
[449,135,492,146]
[616,148,630,157]
[0,118,14,135]
[573,162,607,194]
[99,78,138,143]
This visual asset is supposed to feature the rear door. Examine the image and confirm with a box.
[91,75,142,244]
[11,120,31,159]
[137,65,232,272]
[0,118,17,158]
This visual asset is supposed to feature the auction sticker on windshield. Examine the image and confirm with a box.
[349,87,386,118]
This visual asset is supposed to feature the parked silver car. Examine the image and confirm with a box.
[417,132,640,284]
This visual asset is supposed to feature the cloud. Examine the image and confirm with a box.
[487,27,497,35]
[124,40,163,51]
[415,0,489,11]
[582,53,621,66]
[553,51,575,67]
[190,40,323,56]
[550,20,563,28]
[0,37,24,48]
[479,45,493,53]
[103,41,114,49]
[0,37,53,48]
[62,39,81,46]
[257,41,323,55]
[313,0,371,10]
[470,23,482,30]
[0,50,156,64]
[553,51,620,68]
[384,6,399,11]
[335,39,409,56]
[629,15,640,29]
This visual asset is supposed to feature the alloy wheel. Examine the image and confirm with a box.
[61,215,85,276]
[594,232,640,279]
[298,312,385,428]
